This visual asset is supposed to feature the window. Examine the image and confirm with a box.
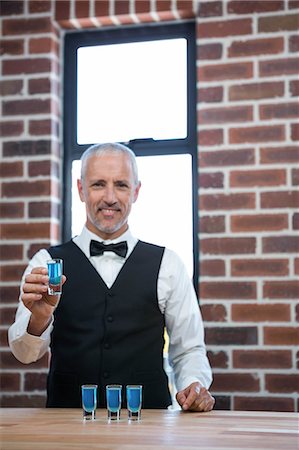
[63,22,198,288]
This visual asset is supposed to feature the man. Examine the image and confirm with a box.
[9,143,215,412]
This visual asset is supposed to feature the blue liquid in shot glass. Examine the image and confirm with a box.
[107,387,121,412]
[48,262,62,285]
[127,386,142,413]
[82,386,97,413]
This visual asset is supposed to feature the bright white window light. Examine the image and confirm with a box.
[71,154,193,278]
[77,39,187,144]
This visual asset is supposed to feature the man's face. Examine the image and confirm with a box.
[77,152,141,240]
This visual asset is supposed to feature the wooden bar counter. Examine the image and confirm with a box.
[0,408,298,450]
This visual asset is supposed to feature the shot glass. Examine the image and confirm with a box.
[106,384,122,421]
[47,259,63,296]
[81,384,97,420]
[126,385,142,421]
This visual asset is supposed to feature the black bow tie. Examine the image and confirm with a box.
[90,240,128,258]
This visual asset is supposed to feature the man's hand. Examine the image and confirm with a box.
[22,267,66,336]
[176,382,215,412]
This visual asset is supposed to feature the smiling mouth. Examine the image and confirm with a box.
[100,208,119,217]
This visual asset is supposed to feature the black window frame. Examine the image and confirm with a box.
[63,21,199,291]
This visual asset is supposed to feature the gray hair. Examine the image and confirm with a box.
[80,142,139,186]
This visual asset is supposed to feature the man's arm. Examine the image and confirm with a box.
[8,249,63,364]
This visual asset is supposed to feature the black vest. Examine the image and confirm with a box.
[47,240,171,409]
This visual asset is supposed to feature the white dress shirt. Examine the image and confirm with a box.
[8,226,212,392]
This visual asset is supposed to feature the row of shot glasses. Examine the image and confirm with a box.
[82,384,143,422]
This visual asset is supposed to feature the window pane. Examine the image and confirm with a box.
[72,154,193,277]
[77,39,187,144]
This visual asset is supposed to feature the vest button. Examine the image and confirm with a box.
[107,315,113,322]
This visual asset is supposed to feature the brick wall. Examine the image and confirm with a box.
[0,0,298,411]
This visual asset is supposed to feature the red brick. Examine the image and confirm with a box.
[198,105,253,124]
[201,281,256,299]
[199,216,225,234]
[229,125,285,144]
[0,329,9,346]
[200,259,226,277]
[197,43,223,60]
[0,306,18,325]
[27,242,51,260]
[228,37,283,57]
[0,286,20,303]
[0,39,24,55]
[29,1,51,13]
[230,169,286,187]
[29,201,59,219]
[0,395,46,408]
[259,57,299,77]
[0,244,23,260]
[266,374,299,393]
[0,79,23,96]
[199,148,254,167]
[3,99,51,116]
[2,18,53,35]
[2,58,51,75]
[260,102,299,120]
[232,304,291,322]
[28,77,51,94]
[291,123,299,141]
[289,1,299,9]
[228,1,284,14]
[259,14,299,32]
[212,373,260,392]
[198,19,252,38]
[207,351,228,369]
[229,81,284,101]
[233,350,292,369]
[0,120,24,137]
[0,1,24,15]
[295,258,299,275]
[294,212,299,229]
[198,87,223,103]
[2,180,52,198]
[0,202,24,219]
[264,327,299,345]
[260,146,299,164]
[0,223,51,240]
[3,140,51,156]
[0,161,23,177]
[74,0,90,18]
[290,79,298,103]
[54,0,71,21]
[29,119,58,136]
[289,34,299,52]
[201,237,256,254]
[201,304,227,322]
[231,214,288,232]
[198,62,253,82]
[0,265,26,283]
[199,172,224,189]
[0,373,20,392]
[205,326,258,345]
[198,129,224,146]
[263,235,299,253]
[29,37,59,55]
[264,281,299,299]
[198,1,223,17]
[261,191,299,208]
[231,258,289,277]
[234,396,294,412]
[200,193,255,210]
[24,372,47,391]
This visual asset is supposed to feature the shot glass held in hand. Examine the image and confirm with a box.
[81,384,98,420]
[47,259,63,295]
[126,385,142,421]
[106,384,122,421]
